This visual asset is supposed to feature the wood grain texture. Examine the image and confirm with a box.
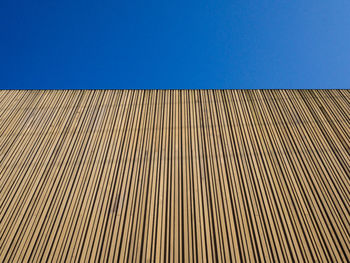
[0,90,349,262]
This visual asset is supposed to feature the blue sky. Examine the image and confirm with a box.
[1,1,350,89]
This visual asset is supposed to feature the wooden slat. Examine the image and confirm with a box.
[0,90,349,262]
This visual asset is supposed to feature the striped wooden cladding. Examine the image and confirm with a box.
[0,90,349,262]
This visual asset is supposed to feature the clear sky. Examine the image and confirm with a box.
[1,1,350,89]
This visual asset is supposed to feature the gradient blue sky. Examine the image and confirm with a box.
[1,1,350,89]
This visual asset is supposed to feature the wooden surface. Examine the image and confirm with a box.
[0,90,349,262]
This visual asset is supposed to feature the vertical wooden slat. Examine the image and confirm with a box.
[0,90,349,262]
